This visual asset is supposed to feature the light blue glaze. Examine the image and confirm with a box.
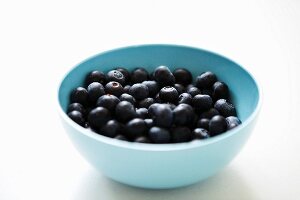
[57,44,261,189]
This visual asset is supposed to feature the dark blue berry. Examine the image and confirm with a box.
[126,118,148,139]
[142,81,159,97]
[114,134,128,141]
[178,93,192,105]
[196,118,210,130]
[144,118,154,128]
[154,66,175,86]
[212,81,229,100]
[123,85,131,93]
[136,108,149,119]
[131,68,149,83]
[200,108,219,119]
[154,93,162,103]
[173,68,192,86]
[119,93,136,105]
[171,126,192,143]
[115,67,130,83]
[134,136,151,143]
[159,86,178,103]
[166,103,176,110]
[226,116,241,130]
[106,70,126,85]
[148,103,173,128]
[187,86,201,97]
[173,104,194,126]
[88,107,111,129]
[209,115,227,136]
[96,94,120,111]
[87,82,105,104]
[202,89,213,97]
[115,101,136,122]
[214,99,237,117]
[68,110,85,126]
[148,127,171,143]
[99,120,120,138]
[227,123,239,130]
[192,94,213,111]
[70,87,88,105]
[174,84,185,95]
[67,103,86,115]
[129,83,149,100]
[85,71,106,86]
[193,128,210,139]
[138,98,154,108]
[195,71,217,89]
[105,81,124,97]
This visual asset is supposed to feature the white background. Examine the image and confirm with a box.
[0,0,299,199]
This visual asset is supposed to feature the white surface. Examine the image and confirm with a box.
[0,0,299,199]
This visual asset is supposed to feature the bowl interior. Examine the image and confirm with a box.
[58,44,259,135]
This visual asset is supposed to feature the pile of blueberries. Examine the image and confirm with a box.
[67,66,241,143]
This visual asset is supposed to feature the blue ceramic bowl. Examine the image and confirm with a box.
[58,44,261,189]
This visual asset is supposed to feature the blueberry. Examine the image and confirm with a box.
[227,123,239,130]
[105,81,124,97]
[120,93,136,105]
[99,120,120,138]
[226,116,241,125]
[115,101,136,122]
[173,104,194,126]
[67,103,86,115]
[68,110,85,126]
[185,84,194,91]
[148,103,173,128]
[126,118,148,139]
[88,107,111,129]
[134,136,151,143]
[85,71,106,86]
[114,134,128,141]
[115,67,130,83]
[214,99,237,117]
[129,83,149,100]
[173,68,192,86]
[96,94,120,111]
[123,85,131,93]
[226,116,241,130]
[142,81,159,97]
[148,127,171,143]
[195,71,217,89]
[138,98,154,108]
[136,108,149,119]
[166,103,176,110]
[154,93,162,103]
[153,66,175,86]
[131,68,148,83]
[196,118,210,130]
[144,118,154,128]
[178,93,192,105]
[70,87,88,105]
[186,86,201,97]
[200,108,219,119]
[106,70,126,85]
[209,115,227,136]
[171,126,192,143]
[193,128,210,139]
[212,81,229,100]
[192,94,213,112]
[174,84,185,95]
[159,86,178,103]
[87,82,105,104]
[202,89,213,97]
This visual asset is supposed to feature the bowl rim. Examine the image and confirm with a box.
[57,44,262,151]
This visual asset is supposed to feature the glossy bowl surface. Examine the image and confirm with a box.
[58,44,261,189]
